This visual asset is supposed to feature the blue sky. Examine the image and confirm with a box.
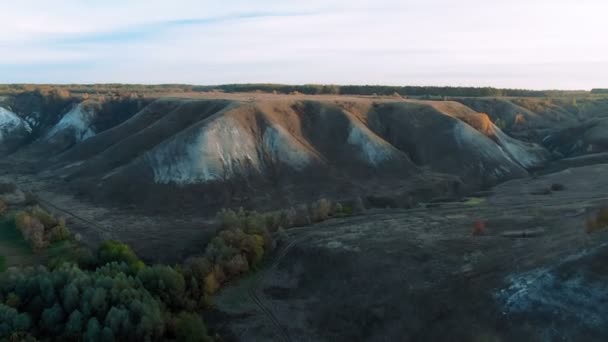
[1,0,607,89]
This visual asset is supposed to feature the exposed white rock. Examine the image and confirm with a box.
[147,115,261,184]
[46,103,96,142]
[347,121,401,165]
[493,125,549,169]
[452,121,524,177]
[0,107,31,141]
[262,124,314,170]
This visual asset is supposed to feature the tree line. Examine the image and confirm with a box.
[1,83,581,99]
[0,195,361,341]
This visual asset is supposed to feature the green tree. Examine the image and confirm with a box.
[91,288,108,316]
[101,326,115,342]
[97,240,145,274]
[65,310,84,336]
[138,265,186,308]
[85,317,101,342]
[40,303,65,334]
[62,283,80,313]
[174,312,211,342]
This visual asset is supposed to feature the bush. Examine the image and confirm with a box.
[203,265,224,295]
[279,207,296,227]
[173,312,211,342]
[97,240,145,274]
[293,204,312,226]
[137,265,186,308]
[14,207,70,251]
[311,198,332,222]
[587,207,608,233]
[14,212,46,251]
[48,225,71,243]
[217,208,239,230]
[334,202,343,214]
[223,254,249,277]
[30,206,59,228]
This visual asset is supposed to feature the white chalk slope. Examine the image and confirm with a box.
[46,103,97,142]
[0,107,31,142]
[146,115,318,184]
[493,126,549,169]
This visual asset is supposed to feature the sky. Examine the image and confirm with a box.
[1,0,607,89]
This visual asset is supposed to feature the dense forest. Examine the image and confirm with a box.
[0,191,352,341]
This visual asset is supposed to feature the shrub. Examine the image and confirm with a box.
[472,220,486,236]
[48,225,71,243]
[223,254,250,277]
[217,208,239,230]
[341,204,354,216]
[311,198,332,222]
[184,257,212,281]
[293,204,311,226]
[279,207,296,227]
[13,207,70,251]
[138,265,186,308]
[587,207,608,233]
[97,240,145,274]
[203,265,224,295]
[173,312,210,342]
[14,212,46,251]
[241,213,265,235]
[334,202,343,214]
[264,211,281,232]
[30,206,58,229]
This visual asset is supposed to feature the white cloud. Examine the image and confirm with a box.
[1,0,607,88]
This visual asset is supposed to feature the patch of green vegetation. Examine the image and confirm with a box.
[0,217,29,249]
[0,195,363,340]
[45,240,95,270]
[0,242,211,341]
[97,240,145,274]
[464,197,486,206]
[0,255,6,272]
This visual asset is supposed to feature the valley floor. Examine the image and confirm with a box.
[215,163,608,341]
[3,154,608,341]
[0,160,216,263]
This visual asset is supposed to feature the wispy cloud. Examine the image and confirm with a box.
[1,0,607,89]
[53,10,320,45]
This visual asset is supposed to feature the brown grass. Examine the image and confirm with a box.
[586,207,608,233]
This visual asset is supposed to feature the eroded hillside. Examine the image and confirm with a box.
[1,92,581,213]
[3,90,608,341]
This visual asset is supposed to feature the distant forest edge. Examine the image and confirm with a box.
[0,83,604,98]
